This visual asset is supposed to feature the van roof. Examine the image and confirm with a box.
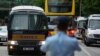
[10,6,44,14]
[88,14,100,20]
[77,17,87,21]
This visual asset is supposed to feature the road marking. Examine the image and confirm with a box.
[80,45,92,56]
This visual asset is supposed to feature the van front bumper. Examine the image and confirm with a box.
[8,45,45,55]
[86,38,100,43]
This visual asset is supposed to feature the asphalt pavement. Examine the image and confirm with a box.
[0,40,100,56]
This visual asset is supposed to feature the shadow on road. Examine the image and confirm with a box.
[90,44,100,48]
[10,55,44,56]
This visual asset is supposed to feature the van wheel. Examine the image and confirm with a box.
[83,38,91,46]
[8,51,13,55]
[8,48,13,55]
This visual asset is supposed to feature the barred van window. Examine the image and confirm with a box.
[11,14,47,30]
[11,14,28,30]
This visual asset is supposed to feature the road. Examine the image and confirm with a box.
[0,40,100,56]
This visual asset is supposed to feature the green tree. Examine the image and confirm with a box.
[75,0,80,16]
[15,0,44,8]
[0,0,45,19]
[81,0,100,16]
[32,0,44,8]
[0,0,44,8]
[76,0,100,16]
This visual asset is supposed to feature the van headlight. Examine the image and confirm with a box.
[39,41,45,45]
[8,41,18,45]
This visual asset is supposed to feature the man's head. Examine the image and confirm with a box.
[55,16,71,31]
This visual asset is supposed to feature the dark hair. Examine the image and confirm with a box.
[56,16,71,31]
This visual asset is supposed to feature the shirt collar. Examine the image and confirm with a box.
[57,31,68,37]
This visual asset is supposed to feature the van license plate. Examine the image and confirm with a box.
[97,41,100,43]
[23,48,34,51]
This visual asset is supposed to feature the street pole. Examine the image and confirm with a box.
[79,0,82,16]
[10,0,14,8]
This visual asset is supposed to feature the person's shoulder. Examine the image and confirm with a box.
[71,38,79,44]
[45,35,56,42]
[67,36,78,42]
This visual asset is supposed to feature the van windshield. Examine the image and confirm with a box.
[89,20,100,29]
[11,14,47,30]
[78,20,86,28]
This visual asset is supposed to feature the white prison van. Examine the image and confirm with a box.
[7,6,47,55]
[83,14,100,46]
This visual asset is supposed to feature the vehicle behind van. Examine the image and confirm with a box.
[0,26,7,45]
[75,17,87,39]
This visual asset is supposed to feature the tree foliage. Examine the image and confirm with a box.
[0,0,100,16]
[76,0,100,16]
[0,0,44,8]
[75,0,80,16]
[0,0,45,19]
[33,0,44,8]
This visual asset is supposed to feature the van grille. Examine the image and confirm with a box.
[18,40,39,46]
[94,34,100,38]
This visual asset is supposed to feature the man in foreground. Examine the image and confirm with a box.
[40,16,81,56]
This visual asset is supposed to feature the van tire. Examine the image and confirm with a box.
[8,47,14,55]
[8,51,13,55]
[83,38,91,46]
[84,41,91,46]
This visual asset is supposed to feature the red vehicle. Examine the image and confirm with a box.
[67,29,77,37]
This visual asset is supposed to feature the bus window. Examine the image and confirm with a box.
[45,0,75,15]
[48,0,72,13]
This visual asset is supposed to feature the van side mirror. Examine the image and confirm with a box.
[47,17,50,22]
[5,16,8,23]
[83,23,87,29]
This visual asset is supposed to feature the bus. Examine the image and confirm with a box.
[7,6,48,55]
[45,0,75,16]
[44,0,76,36]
